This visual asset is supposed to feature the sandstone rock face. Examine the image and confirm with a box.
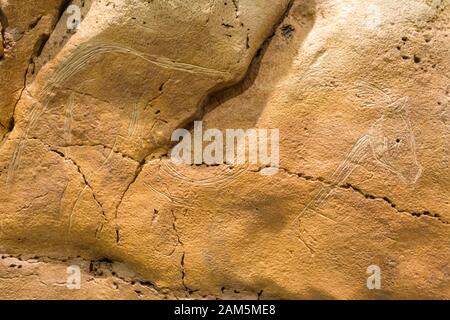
[0,0,449,299]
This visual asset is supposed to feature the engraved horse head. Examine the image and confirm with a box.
[294,81,423,254]
[359,82,422,184]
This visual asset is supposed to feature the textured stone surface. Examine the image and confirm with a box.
[0,0,449,299]
[0,0,66,139]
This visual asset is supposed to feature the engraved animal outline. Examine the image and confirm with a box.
[7,42,230,185]
[6,40,234,233]
[293,81,423,254]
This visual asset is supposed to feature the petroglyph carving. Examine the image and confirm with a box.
[294,81,423,254]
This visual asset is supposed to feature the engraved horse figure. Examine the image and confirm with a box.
[293,81,423,254]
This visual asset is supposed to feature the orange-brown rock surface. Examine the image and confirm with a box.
[0,0,449,299]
